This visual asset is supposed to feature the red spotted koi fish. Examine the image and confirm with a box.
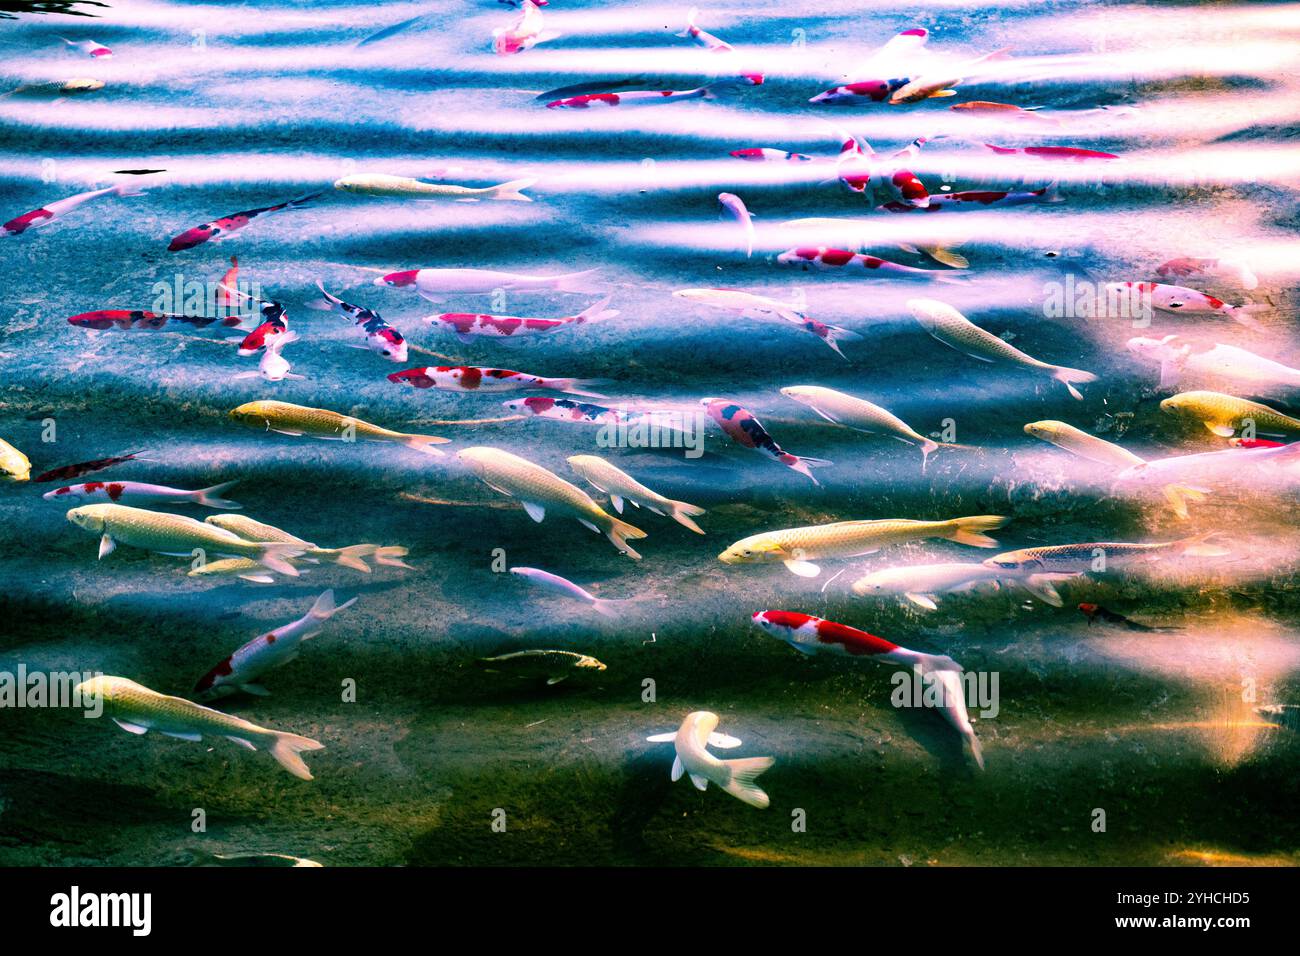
[878,182,1061,212]
[2,183,144,236]
[43,479,241,510]
[312,283,406,362]
[492,0,555,55]
[730,148,814,163]
[167,192,323,251]
[808,28,929,104]
[702,398,830,484]
[545,76,759,109]
[831,128,931,207]
[776,246,960,281]
[388,366,606,397]
[985,143,1118,162]
[67,309,251,332]
[425,297,617,342]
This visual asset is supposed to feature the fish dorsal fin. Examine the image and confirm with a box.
[112,718,148,735]
[522,501,546,523]
[671,755,685,781]
[689,773,710,791]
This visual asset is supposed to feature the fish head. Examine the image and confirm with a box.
[718,536,784,564]
[1127,335,1182,362]
[739,73,765,86]
[375,269,419,289]
[1022,420,1061,441]
[387,367,436,388]
[575,655,607,673]
[42,485,81,502]
[982,552,1031,572]
[372,328,407,362]
[228,401,276,426]
[776,246,819,266]
[778,386,819,405]
[849,571,891,596]
[167,224,216,251]
[72,675,121,714]
[1158,395,1190,416]
[455,447,502,476]
[751,609,814,636]
[683,710,720,742]
[333,177,362,192]
[891,169,929,207]
[66,503,114,533]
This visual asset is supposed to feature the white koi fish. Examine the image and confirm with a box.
[1128,336,1300,391]
[1106,282,1267,328]
[234,329,303,383]
[672,288,862,359]
[646,711,774,808]
[2,182,143,236]
[752,610,961,671]
[74,676,323,780]
[717,192,755,257]
[194,590,358,701]
[43,479,241,510]
[850,563,1005,610]
[492,0,555,55]
[781,385,955,472]
[334,174,535,202]
[509,566,656,617]
[376,267,600,301]
[567,455,706,533]
[909,298,1097,399]
[59,36,112,57]
[677,6,732,52]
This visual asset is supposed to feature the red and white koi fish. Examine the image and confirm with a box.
[752,610,960,670]
[67,309,251,332]
[808,28,928,104]
[59,36,112,58]
[234,330,303,382]
[2,182,144,237]
[33,451,148,484]
[1106,282,1267,328]
[388,365,606,397]
[985,143,1118,162]
[878,182,1061,213]
[831,129,931,206]
[167,192,323,251]
[717,192,755,257]
[43,479,241,510]
[730,147,814,162]
[492,0,555,55]
[702,398,830,484]
[376,267,600,301]
[425,297,617,342]
[217,256,241,310]
[677,6,732,52]
[230,294,289,356]
[1156,257,1258,291]
[777,245,959,281]
[751,610,981,767]
[545,76,759,109]
[312,283,406,362]
[503,397,679,434]
[194,590,358,701]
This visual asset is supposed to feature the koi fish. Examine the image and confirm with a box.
[233,329,303,383]
[721,515,1007,577]
[878,182,1061,212]
[388,365,606,397]
[670,288,860,359]
[781,385,954,471]
[830,129,931,207]
[235,297,289,357]
[167,192,323,251]
[1,78,103,98]
[1022,420,1145,469]
[1229,437,1285,449]
[908,298,1097,399]
[509,566,650,618]
[33,451,147,483]
[457,446,647,558]
[425,297,617,341]
[754,608,959,666]
[312,283,406,362]
[1077,603,1174,632]
[985,535,1230,575]
[58,36,112,58]
[950,101,1057,124]
[717,192,755,257]
[0,438,31,482]
[888,48,1012,104]
[1156,257,1257,291]
[194,590,358,701]
[677,6,732,53]
[701,398,830,485]
[476,649,605,685]
[1127,336,1300,391]
[334,174,535,202]
[503,399,687,444]
[74,676,323,780]
[66,309,250,332]
[567,455,705,533]
[376,267,600,301]
[1105,282,1266,328]
[985,143,1118,161]
[1159,390,1300,439]
[2,182,144,237]
[1114,443,1300,517]
[492,0,554,55]
[545,78,758,109]
[777,246,959,281]
[228,400,449,455]
[217,256,241,310]
[807,27,929,104]
[850,562,1005,610]
[730,147,814,162]
[645,711,773,808]
[43,479,241,510]
[206,514,410,573]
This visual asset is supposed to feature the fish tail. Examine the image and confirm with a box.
[256,543,304,577]
[721,756,775,808]
[404,434,451,456]
[488,177,537,202]
[548,377,610,398]
[675,6,699,37]
[372,545,414,569]
[821,324,862,361]
[919,438,940,473]
[1179,531,1230,559]
[1050,365,1098,400]
[287,190,326,209]
[783,455,830,485]
[575,295,619,324]
[1226,302,1268,329]
[553,269,604,294]
[308,588,359,622]
[331,544,376,572]
[605,515,648,560]
[265,730,325,781]
[665,498,707,534]
[1040,180,1064,203]
[926,247,970,268]
[113,182,148,198]
[193,479,242,510]
[946,514,1009,548]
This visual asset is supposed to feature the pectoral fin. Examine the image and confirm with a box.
[905,592,940,611]
[1206,423,1236,437]
[609,494,624,514]
[646,732,676,743]
[784,559,821,577]
[240,683,271,697]
[1020,574,1065,607]
[545,675,568,685]
[689,773,710,791]
[98,534,116,559]
[671,755,685,781]
[522,501,546,523]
